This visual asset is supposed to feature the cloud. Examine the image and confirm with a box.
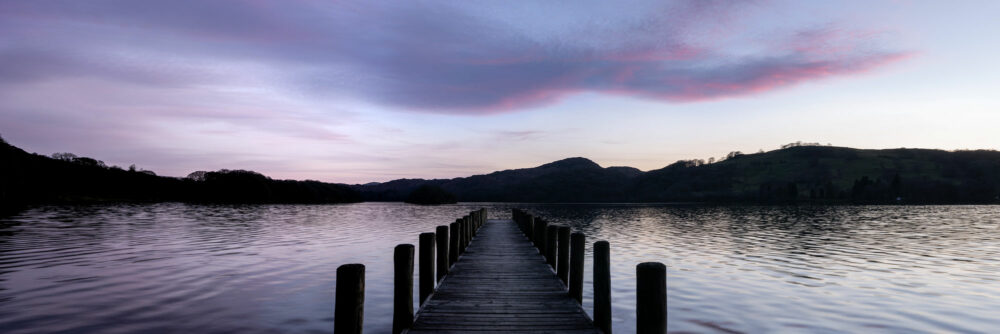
[0,0,911,113]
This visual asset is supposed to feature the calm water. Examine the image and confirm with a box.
[0,203,998,333]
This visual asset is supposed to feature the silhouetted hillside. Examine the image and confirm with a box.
[355,157,641,202]
[0,139,361,210]
[4,137,999,208]
[404,185,458,205]
[355,147,1000,204]
[630,146,1000,204]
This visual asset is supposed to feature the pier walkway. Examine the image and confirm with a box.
[408,219,598,333]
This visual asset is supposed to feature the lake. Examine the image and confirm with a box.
[0,203,998,333]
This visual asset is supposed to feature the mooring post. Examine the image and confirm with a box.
[465,216,472,243]
[464,217,471,247]
[436,226,449,281]
[464,218,470,250]
[534,219,548,251]
[518,211,526,233]
[472,211,479,232]
[419,233,435,305]
[449,222,459,264]
[334,264,365,334]
[557,226,570,285]
[393,244,414,334]
[480,208,486,227]
[594,240,612,334]
[545,225,558,269]
[525,214,535,240]
[456,218,466,255]
[637,262,667,334]
[569,232,585,304]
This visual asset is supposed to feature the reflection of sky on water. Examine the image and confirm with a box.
[0,204,997,333]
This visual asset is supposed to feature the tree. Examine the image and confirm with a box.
[52,152,78,161]
[187,171,208,181]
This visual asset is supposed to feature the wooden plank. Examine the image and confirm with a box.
[409,219,599,334]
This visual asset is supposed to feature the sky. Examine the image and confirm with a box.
[1,0,998,183]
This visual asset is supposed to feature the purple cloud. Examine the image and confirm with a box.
[0,0,911,113]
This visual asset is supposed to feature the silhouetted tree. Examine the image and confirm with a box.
[52,152,77,161]
[186,171,207,181]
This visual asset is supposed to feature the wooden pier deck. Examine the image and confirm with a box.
[408,219,599,333]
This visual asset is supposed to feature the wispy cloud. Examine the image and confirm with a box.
[0,0,911,113]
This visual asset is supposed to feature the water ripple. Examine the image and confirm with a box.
[1,204,999,333]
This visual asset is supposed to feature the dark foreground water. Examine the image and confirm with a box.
[0,203,998,333]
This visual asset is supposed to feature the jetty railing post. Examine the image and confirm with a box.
[464,216,470,247]
[545,225,558,269]
[449,222,459,264]
[456,219,466,255]
[525,215,535,240]
[594,241,612,334]
[462,216,472,248]
[534,219,548,251]
[637,262,667,334]
[393,244,414,334]
[465,216,472,243]
[334,264,365,334]
[473,211,479,232]
[436,226,449,282]
[557,226,570,285]
[419,233,435,305]
[520,213,526,235]
[569,232,585,304]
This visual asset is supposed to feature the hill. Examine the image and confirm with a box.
[630,146,1000,203]
[3,136,999,209]
[354,147,1000,204]
[0,138,361,211]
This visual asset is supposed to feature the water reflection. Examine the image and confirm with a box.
[0,204,998,333]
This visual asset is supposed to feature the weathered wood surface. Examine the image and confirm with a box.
[408,219,599,333]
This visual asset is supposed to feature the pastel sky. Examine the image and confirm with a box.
[2,1,998,183]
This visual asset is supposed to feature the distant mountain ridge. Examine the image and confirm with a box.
[3,135,999,210]
[354,147,1000,204]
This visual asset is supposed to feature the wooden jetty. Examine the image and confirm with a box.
[409,218,596,333]
[334,208,666,334]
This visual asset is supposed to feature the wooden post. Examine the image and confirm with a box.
[525,215,535,240]
[472,211,479,232]
[461,217,468,249]
[449,222,459,264]
[436,226,449,282]
[557,226,570,285]
[569,232,585,304]
[334,264,365,334]
[594,240,612,334]
[545,225,558,269]
[534,219,548,251]
[456,218,466,254]
[463,217,470,248]
[419,233,435,305]
[393,244,414,334]
[637,262,666,334]
[480,208,486,228]
[465,216,472,245]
